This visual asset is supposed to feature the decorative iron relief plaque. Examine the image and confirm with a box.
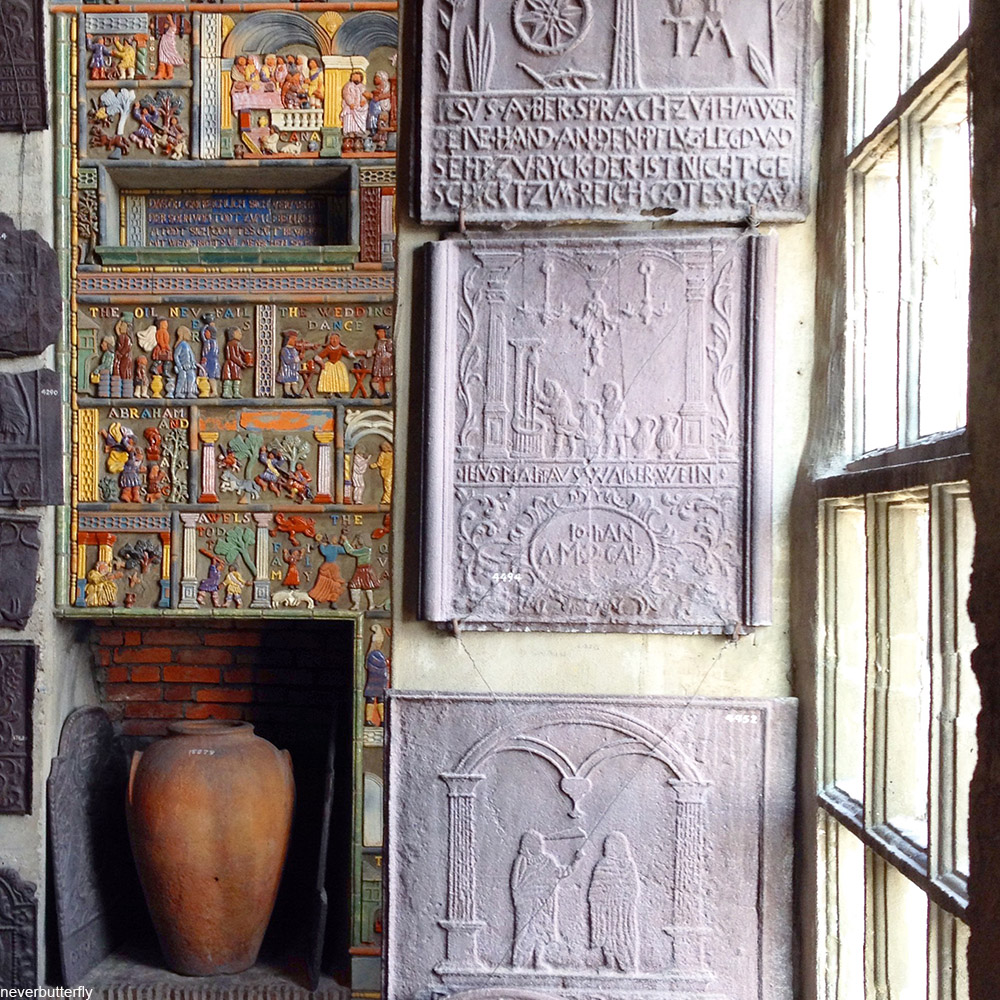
[0,644,33,814]
[0,369,63,506]
[421,230,774,632]
[0,514,40,629]
[49,707,139,984]
[0,216,61,357]
[0,0,46,132]
[0,867,37,986]
[418,0,812,223]
[387,693,796,1000]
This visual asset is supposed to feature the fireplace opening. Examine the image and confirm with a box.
[48,618,360,996]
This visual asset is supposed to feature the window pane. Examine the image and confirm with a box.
[831,824,866,1000]
[826,502,868,799]
[879,497,930,847]
[931,905,970,1000]
[914,81,970,438]
[876,858,929,999]
[914,1,969,81]
[858,147,901,453]
[861,1,903,137]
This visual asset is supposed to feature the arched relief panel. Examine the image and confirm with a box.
[388,694,797,1000]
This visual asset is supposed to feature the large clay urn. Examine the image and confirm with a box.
[126,720,295,975]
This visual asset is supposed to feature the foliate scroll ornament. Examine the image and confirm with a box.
[0,644,34,814]
[0,866,38,985]
[0,0,46,131]
[0,515,40,630]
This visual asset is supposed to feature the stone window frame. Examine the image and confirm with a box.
[815,2,974,998]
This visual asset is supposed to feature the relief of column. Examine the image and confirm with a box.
[255,305,276,398]
[508,335,544,457]
[250,512,273,608]
[178,512,200,608]
[314,431,334,503]
[610,0,640,89]
[473,250,521,459]
[437,772,486,969]
[74,538,90,607]
[679,252,714,460]
[198,432,219,503]
[158,531,171,608]
[666,779,711,970]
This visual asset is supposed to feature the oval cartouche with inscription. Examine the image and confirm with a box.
[529,506,656,601]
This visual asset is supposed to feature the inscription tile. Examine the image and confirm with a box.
[421,230,775,632]
[140,193,333,250]
[387,693,796,1000]
[418,0,813,223]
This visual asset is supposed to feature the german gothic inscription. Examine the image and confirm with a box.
[421,231,774,632]
[387,693,796,1000]
[418,0,813,222]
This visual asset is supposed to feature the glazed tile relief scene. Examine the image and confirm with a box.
[62,7,397,619]
[45,1,399,988]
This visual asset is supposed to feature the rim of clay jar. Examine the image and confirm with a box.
[166,720,255,737]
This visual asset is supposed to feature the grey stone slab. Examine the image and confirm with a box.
[386,693,796,1000]
[48,707,141,984]
[418,0,813,223]
[0,368,64,505]
[0,514,39,629]
[0,866,38,986]
[0,216,61,356]
[421,230,774,632]
[0,643,33,814]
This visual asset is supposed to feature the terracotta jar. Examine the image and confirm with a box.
[126,720,295,976]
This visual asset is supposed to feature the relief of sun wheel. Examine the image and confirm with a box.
[511,0,593,56]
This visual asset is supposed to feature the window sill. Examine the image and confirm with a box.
[814,430,969,498]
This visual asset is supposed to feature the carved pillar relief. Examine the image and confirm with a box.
[438,771,486,968]
[178,512,200,608]
[679,250,715,460]
[198,432,219,503]
[473,250,521,459]
[667,778,711,970]
[251,512,273,608]
[314,431,334,504]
